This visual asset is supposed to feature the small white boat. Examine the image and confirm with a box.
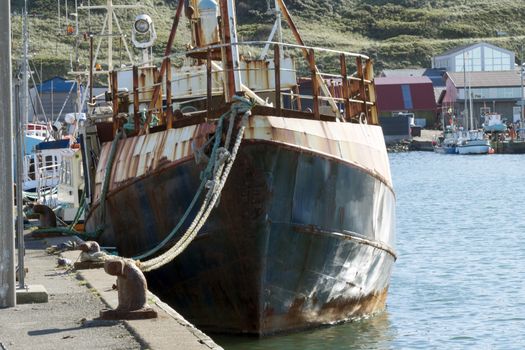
[456,130,491,155]
[22,117,81,203]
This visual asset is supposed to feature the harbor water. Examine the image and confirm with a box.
[216,152,525,349]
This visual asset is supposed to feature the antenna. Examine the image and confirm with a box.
[57,0,61,34]
[76,0,145,74]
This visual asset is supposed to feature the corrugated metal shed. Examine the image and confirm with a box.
[375,76,436,111]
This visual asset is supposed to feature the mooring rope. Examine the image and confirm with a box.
[32,97,253,273]
[137,97,253,272]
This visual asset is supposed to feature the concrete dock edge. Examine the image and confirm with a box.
[60,249,224,350]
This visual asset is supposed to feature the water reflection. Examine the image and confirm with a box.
[215,311,396,350]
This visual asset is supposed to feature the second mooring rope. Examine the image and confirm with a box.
[137,97,253,272]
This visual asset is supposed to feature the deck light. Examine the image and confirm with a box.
[132,14,157,49]
[134,17,150,34]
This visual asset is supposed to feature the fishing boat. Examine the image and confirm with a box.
[482,113,507,133]
[22,113,83,203]
[456,130,491,155]
[82,0,396,335]
[433,126,458,154]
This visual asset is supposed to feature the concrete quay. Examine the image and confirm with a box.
[0,233,223,350]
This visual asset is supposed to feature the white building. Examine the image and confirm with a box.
[432,42,515,72]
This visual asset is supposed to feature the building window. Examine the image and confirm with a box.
[435,59,449,69]
[401,84,413,109]
[464,87,521,99]
[455,47,482,72]
[484,47,511,71]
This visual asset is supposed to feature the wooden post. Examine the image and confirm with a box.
[294,85,302,111]
[144,0,184,131]
[111,70,119,135]
[274,45,282,116]
[132,65,140,133]
[365,59,378,125]
[356,56,368,120]
[275,0,340,118]
[309,49,320,120]
[275,0,307,59]
[207,48,212,118]
[89,34,94,104]
[340,54,351,121]
[219,0,236,102]
[165,57,173,129]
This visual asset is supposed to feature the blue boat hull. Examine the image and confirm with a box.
[434,145,456,154]
[87,141,396,335]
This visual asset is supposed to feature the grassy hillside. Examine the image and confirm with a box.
[10,0,525,81]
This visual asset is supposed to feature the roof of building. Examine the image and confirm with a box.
[435,43,475,58]
[34,76,76,93]
[434,42,514,59]
[381,69,427,77]
[375,76,433,86]
[380,68,446,87]
[446,70,522,88]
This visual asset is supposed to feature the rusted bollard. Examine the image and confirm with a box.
[100,259,157,320]
[33,204,57,228]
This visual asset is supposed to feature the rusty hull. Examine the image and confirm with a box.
[86,116,395,335]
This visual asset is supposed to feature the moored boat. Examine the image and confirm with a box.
[82,0,396,335]
[433,127,458,154]
[456,130,491,155]
[482,113,507,133]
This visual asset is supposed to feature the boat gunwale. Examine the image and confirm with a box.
[85,137,395,223]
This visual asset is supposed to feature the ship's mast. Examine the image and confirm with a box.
[76,0,141,73]
[276,0,283,43]
[108,0,113,70]
[259,0,283,60]
[463,52,467,130]
[219,0,242,101]
[468,70,473,130]
[71,0,142,115]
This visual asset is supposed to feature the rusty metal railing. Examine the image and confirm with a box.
[109,40,378,135]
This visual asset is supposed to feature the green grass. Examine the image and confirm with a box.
[10,0,525,81]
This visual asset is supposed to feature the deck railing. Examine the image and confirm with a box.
[108,41,378,135]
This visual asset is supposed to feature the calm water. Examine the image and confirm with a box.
[216,152,525,349]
